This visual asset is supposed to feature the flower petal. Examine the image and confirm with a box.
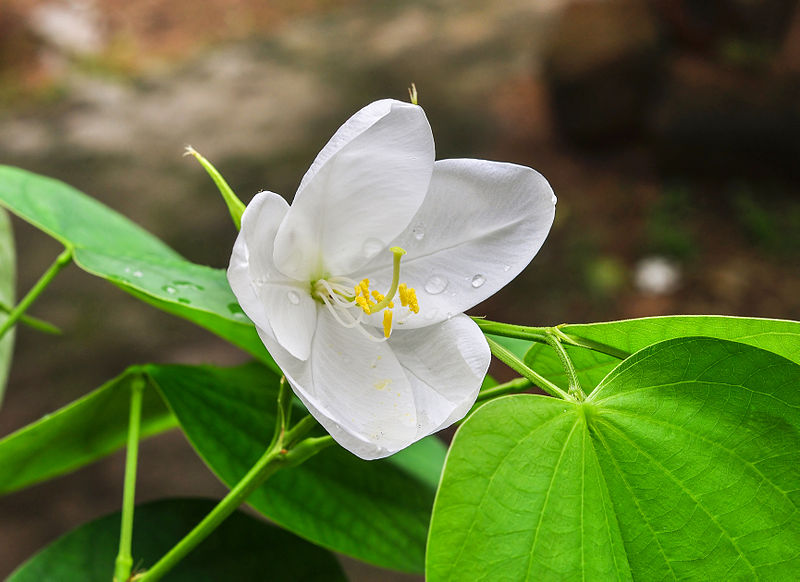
[389,314,489,432]
[255,313,488,460]
[228,191,317,361]
[355,159,556,329]
[273,99,435,281]
[256,310,419,460]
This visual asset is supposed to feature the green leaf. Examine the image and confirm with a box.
[0,165,275,369]
[427,337,800,580]
[526,315,800,391]
[147,361,446,574]
[8,498,346,581]
[0,208,15,406]
[0,367,175,494]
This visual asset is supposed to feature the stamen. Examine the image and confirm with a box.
[398,283,408,307]
[383,310,393,338]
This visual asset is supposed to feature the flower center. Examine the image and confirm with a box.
[311,246,418,341]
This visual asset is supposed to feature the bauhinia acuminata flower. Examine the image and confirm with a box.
[228,98,556,460]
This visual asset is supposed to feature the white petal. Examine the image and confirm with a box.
[228,191,317,360]
[257,310,419,460]
[257,313,489,460]
[355,159,556,329]
[273,99,435,281]
[389,314,489,434]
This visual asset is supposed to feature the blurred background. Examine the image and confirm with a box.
[1,0,799,579]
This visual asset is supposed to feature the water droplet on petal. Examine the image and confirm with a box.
[503,264,511,272]
[424,275,448,295]
[471,274,486,288]
[287,290,300,305]
[362,238,384,259]
[412,224,425,241]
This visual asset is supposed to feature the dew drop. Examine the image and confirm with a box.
[471,274,486,288]
[173,280,205,291]
[412,224,425,241]
[162,285,177,295]
[424,275,448,295]
[132,270,143,278]
[503,264,511,272]
[287,290,300,305]
[362,238,384,259]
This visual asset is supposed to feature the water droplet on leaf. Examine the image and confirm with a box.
[162,285,177,294]
[424,275,448,295]
[132,270,143,278]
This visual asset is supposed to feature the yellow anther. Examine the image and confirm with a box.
[383,309,393,338]
[371,290,382,301]
[359,279,370,296]
[408,288,419,314]
[388,300,394,308]
[355,296,370,313]
[398,283,408,307]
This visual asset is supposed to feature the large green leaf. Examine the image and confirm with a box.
[8,498,346,581]
[427,337,800,580]
[0,367,175,494]
[147,361,447,574]
[0,165,274,369]
[0,208,15,406]
[526,315,800,391]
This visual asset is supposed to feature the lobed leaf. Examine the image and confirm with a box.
[427,337,800,580]
[8,498,346,581]
[526,315,800,391]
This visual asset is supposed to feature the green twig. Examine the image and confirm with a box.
[114,375,146,582]
[0,248,71,340]
[486,336,571,401]
[551,326,631,360]
[0,300,61,334]
[473,318,550,344]
[135,412,328,581]
[544,334,584,400]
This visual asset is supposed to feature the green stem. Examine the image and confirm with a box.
[544,334,584,400]
[0,248,71,339]
[473,318,550,344]
[475,377,532,405]
[0,301,61,334]
[551,326,631,360]
[135,415,328,582]
[135,444,284,582]
[114,376,146,582]
[486,337,571,401]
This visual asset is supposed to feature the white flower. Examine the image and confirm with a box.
[228,99,555,459]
